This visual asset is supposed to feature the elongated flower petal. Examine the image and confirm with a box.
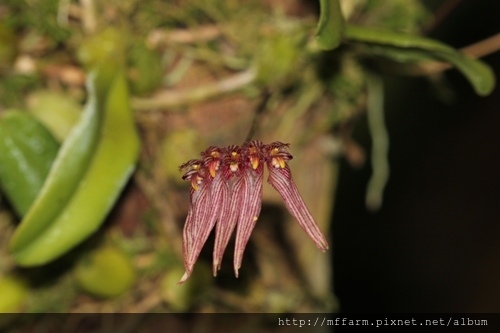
[179,177,213,284]
[212,145,243,275]
[265,142,329,251]
[233,140,264,277]
[233,169,262,277]
[212,177,236,275]
[179,159,204,278]
[179,154,220,284]
[179,141,328,283]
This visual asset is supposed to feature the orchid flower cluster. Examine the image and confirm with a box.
[178,140,329,284]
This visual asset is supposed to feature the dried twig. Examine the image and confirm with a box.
[132,68,256,111]
[79,0,96,34]
[461,33,500,59]
[147,25,221,47]
[411,33,500,76]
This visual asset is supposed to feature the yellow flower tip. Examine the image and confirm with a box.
[244,144,261,170]
[208,163,218,178]
[190,175,203,191]
[271,157,286,169]
[250,156,260,170]
[278,158,285,168]
[202,149,221,178]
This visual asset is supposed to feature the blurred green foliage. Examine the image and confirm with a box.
[3,0,70,42]
[0,111,59,216]
[0,275,28,312]
[74,246,136,298]
[362,0,429,32]
[0,0,495,317]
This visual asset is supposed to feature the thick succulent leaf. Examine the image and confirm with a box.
[0,112,59,216]
[8,72,105,253]
[10,65,140,266]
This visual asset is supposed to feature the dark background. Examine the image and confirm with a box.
[333,0,500,312]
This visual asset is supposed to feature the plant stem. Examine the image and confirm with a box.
[365,73,389,211]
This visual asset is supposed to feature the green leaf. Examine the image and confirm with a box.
[0,111,59,216]
[345,24,496,96]
[10,62,140,266]
[9,72,105,254]
[315,0,345,50]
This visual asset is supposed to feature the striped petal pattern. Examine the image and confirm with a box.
[178,141,328,284]
[265,142,329,252]
[213,145,242,275]
[233,141,264,277]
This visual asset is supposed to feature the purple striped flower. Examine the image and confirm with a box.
[264,142,329,252]
[178,141,328,284]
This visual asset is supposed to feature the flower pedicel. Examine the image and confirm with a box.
[178,140,328,284]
